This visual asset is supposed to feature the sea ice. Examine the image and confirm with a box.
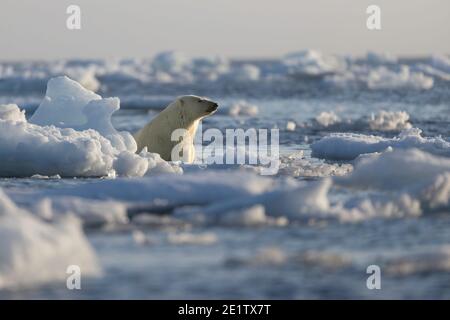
[334,148,450,216]
[311,128,450,160]
[0,189,101,289]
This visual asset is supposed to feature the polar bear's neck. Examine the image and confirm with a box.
[187,119,200,138]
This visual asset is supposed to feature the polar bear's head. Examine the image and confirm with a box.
[173,95,219,123]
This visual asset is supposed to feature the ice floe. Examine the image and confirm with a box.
[311,128,450,160]
[334,148,450,218]
[0,76,180,177]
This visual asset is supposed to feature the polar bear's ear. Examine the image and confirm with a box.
[179,98,185,106]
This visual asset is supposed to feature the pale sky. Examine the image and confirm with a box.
[1,0,449,60]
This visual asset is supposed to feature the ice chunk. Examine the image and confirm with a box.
[0,104,26,122]
[0,111,117,177]
[114,151,149,177]
[367,110,412,131]
[336,194,422,222]
[0,77,177,177]
[30,76,101,128]
[334,149,450,215]
[0,189,101,289]
[342,148,450,190]
[286,121,296,131]
[225,100,259,117]
[315,111,340,127]
[30,76,135,152]
[367,66,433,90]
[185,178,332,220]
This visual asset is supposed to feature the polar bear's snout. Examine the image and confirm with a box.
[207,102,219,113]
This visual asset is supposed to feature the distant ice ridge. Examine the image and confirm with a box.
[300,110,413,132]
[366,66,433,90]
[324,65,434,90]
[2,51,449,99]
[0,76,180,177]
[222,100,259,117]
[0,189,100,289]
[413,55,450,82]
[311,128,450,160]
[429,54,450,74]
[283,50,347,76]
[151,51,230,82]
[282,50,435,90]
[365,52,398,65]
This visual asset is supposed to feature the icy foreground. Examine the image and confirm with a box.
[0,190,100,289]
[0,76,179,177]
[0,148,449,290]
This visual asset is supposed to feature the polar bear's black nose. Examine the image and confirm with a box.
[208,103,218,112]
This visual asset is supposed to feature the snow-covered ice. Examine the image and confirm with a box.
[0,76,179,177]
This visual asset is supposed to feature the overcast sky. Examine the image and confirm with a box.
[1,0,449,60]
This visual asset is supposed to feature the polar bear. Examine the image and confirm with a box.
[133,95,218,163]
